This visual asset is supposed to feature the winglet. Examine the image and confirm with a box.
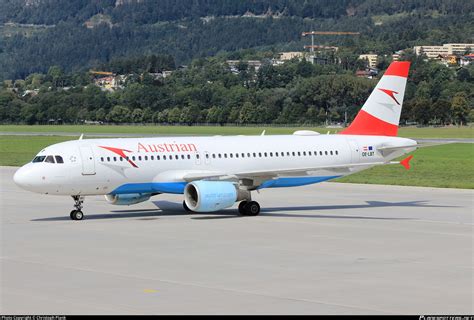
[400,155,413,170]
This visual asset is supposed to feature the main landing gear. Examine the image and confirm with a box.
[238,200,261,216]
[70,195,84,220]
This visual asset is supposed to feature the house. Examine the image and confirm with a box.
[358,54,378,68]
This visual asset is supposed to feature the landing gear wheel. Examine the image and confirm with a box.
[70,195,85,221]
[183,200,192,212]
[70,210,83,220]
[243,201,260,216]
[238,201,248,215]
[73,210,84,220]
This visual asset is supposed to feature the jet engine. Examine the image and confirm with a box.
[105,193,151,206]
[184,181,239,212]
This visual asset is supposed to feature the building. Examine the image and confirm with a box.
[358,54,378,68]
[226,60,263,73]
[414,43,474,59]
[278,52,305,61]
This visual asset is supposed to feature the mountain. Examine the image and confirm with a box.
[0,0,473,80]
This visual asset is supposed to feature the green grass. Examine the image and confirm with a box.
[0,135,472,189]
[0,125,473,138]
[335,143,474,189]
[0,136,76,167]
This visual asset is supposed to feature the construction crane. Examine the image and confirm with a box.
[302,31,360,64]
[89,70,114,76]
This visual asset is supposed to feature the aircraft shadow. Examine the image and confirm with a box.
[31,200,455,222]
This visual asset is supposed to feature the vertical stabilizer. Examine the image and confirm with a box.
[340,61,410,136]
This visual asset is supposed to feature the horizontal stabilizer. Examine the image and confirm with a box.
[400,155,414,170]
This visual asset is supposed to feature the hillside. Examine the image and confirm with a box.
[0,0,473,80]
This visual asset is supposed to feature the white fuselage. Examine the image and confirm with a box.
[13,133,416,196]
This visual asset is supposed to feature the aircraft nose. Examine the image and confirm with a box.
[13,166,30,189]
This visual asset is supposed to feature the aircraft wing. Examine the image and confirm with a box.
[182,161,394,183]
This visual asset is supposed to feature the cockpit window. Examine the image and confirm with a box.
[55,155,64,163]
[45,155,55,163]
[32,156,46,163]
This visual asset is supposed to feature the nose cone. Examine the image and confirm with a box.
[13,166,31,190]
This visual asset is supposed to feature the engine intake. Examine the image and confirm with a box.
[105,193,151,206]
[184,181,238,212]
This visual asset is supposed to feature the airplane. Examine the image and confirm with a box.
[13,61,418,221]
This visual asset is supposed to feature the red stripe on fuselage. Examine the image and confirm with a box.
[339,110,398,136]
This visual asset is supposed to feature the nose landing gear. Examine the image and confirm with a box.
[70,195,84,220]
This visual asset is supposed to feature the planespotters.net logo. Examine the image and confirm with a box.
[420,316,474,320]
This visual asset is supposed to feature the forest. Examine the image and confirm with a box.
[0,0,473,80]
[1,50,472,126]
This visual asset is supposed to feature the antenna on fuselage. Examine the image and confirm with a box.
[79,134,84,140]
[261,130,266,136]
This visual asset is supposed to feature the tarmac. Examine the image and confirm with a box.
[0,166,472,314]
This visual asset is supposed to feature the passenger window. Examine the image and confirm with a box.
[196,154,200,159]
[303,151,306,156]
[230,153,233,158]
[55,155,64,163]
[264,152,267,157]
[325,151,328,155]
[269,152,273,157]
[335,150,339,155]
[212,154,216,158]
[157,155,160,160]
[292,152,295,156]
[181,155,185,159]
[253,153,256,157]
[287,152,290,156]
[247,153,251,157]
[100,157,104,162]
[144,156,148,160]
[119,157,123,161]
[138,156,142,161]
[163,155,167,160]
[275,152,279,157]
[224,154,227,158]
[308,151,312,156]
[45,155,55,163]
[235,153,239,158]
[32,156,46,163]
[175,155,179,159]
[330,151,333,155]
[107,157,111,162]
[218,154,222,158]
[242,153,245,158]
[187,154,191,159]
[297,152,301,156]
[151,155,154,160]
[319,151,323,156]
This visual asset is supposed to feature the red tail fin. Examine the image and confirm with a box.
[340,61,410,136]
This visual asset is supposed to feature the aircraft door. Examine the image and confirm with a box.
[348,140,360,163]
[79,146,96,175]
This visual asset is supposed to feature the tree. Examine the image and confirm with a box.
[451,92,470,125]
[131,108,144,123]
[107,105,131,123]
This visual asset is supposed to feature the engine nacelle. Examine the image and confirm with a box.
[105,193,151,206]
[184,181,238,212]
